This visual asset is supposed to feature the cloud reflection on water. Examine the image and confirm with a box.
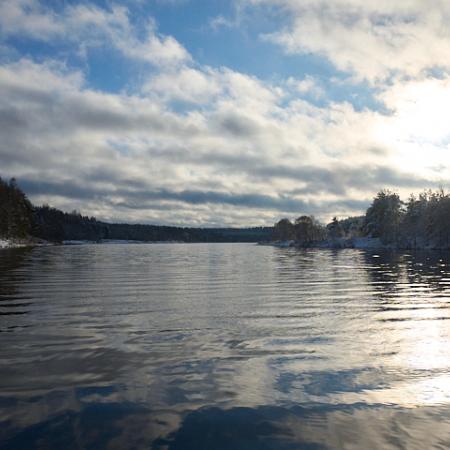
[0,245,450,448]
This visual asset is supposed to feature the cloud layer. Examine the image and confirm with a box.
[251,0,450,82]
[0,0,449,226]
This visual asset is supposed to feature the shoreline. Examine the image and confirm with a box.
[265,237,450,251]
[0,238,260,249]
[0,238,32,249]
[3,237,450,251]
[0,237,51,249]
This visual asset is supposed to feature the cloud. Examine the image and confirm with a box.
[287,76,325,100]
[1,56,447,226]
[0,1,191,66]
[249,0,450,82]
[1,1,450,226]
[18,177,373,221]
[0,0,64,39]
[207,2,246,31]
[143,67,222,104]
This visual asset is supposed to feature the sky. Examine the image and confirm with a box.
[1,0,450,227]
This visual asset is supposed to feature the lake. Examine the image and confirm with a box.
[1,243,450,449]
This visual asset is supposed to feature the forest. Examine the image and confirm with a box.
[0,177,271,243]
[0,177,36,239]
[273,189,450,249]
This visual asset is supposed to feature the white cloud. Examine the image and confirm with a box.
[209,15,238,31]
[250,0,450,82]
[0,1,191,66]
[144,67,222,104]
[287,76,325,99]
[0,0,64,38]
[1,57,444,225]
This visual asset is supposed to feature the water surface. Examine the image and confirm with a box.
[1,244,450,449]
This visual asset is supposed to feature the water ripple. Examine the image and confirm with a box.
[0,244,450,448]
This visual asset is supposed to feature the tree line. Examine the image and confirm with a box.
[34,204,272,242]
[366,189,450,249]
[3,175,450,248]
[0,177,272,243]
[273,189,450,249]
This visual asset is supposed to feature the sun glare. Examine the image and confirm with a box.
[374,79,450,178]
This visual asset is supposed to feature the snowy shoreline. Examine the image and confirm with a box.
[264,237,402,250]
[0,239,30,249]
[0,238,50,249]
[0,239,202,249]
[263,237,450,250]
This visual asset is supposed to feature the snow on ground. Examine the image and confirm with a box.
[0,238,34,249]
[0,239,15,249]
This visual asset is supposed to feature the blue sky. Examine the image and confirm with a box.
[4,1,373,107]
[1,0,450,226]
